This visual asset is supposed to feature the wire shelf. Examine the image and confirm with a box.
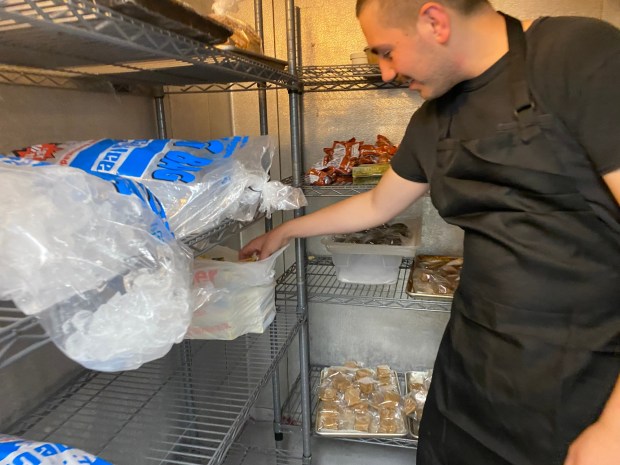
[8,309,304,465]
[182,215,264,257]
[0,0,298,90]
[276,257,453,312]
[0,301,49,369]
[281,366,418,450]
[280,176,375,197]
[222,441,303,465]
[300,65,408,92]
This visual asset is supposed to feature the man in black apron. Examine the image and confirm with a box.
[240,1,620,464]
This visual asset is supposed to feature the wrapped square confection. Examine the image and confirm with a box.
[318,385,338,402]
[355,367,375,380]
[344,386,362,407]
[357,376,376,395]
[317,410,340,431]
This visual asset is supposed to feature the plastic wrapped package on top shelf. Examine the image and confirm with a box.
[0,157,193,372]
[10,136,306,240]
[209,0,262,53]
[187,245,287,340]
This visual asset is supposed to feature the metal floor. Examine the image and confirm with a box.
[227,418,417,465]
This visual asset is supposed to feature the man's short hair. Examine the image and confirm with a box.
[356,0,490,20]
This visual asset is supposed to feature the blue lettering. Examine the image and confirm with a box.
[96,161,115,172]
[160,151,212,169]
[12,451,41,465]
[152,169,195,183]
[173,140,207,150]
[103,152,122,163]
[206,140,225,154]
[34,444,58,457]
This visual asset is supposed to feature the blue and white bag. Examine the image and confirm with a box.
[10,136,306,239]
[0,435,111,465]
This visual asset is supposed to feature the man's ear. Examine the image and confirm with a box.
[418,2,451,44]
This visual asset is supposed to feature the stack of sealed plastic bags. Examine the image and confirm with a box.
[0,136,306,372]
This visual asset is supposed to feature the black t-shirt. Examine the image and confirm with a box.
[392,16,620,184]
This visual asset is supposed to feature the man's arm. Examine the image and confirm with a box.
[602,168,620,205]
[564,375,620,465]
[240,167,429,259]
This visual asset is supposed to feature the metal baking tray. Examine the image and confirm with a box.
[216,45,288,70]
[405,255,462,299]
[404,370,432,438]
[96,0,233,45]
[315,367,408,438]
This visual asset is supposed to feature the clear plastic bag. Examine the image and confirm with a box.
[0,157,193,372]
[186,245,287,340]
[208,13,262,53]
[259,180,308,217]
[9,136,306,240]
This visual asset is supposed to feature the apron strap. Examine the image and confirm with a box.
[500,12,541,142]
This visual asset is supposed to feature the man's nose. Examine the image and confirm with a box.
[379,60,397,83]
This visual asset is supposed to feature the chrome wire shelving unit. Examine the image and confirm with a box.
[0,1,313,464]
[8,309,304,465]
[0,0,298,92]
[277,257,453,312]
[281,366,418,449]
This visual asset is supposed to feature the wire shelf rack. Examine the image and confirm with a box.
[300,65,408,92]
[8,309,304,465]
[222,441,303,465]
[181,215,263,257]
[276,257,453,312]
[280,176,375,197]
[0,301,49,369]
[0,0,298,91]
[281,365,418,450]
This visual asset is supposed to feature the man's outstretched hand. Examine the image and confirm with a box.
[239,227,290,261]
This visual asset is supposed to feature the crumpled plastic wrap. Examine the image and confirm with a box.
[0,157,193,372]
[259,180,308,217]
[10,136,306,240]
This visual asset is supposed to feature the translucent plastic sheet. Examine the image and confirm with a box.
[0,157,192,371]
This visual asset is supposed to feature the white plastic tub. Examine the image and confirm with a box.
[330,253,402,284]
[322,215,421,285]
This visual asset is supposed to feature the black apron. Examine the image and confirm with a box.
[417,13,620,465]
